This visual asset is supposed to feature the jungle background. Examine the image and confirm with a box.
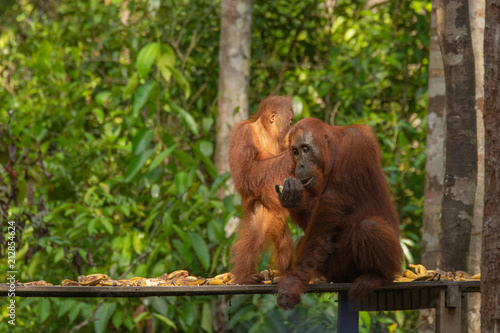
[1,0,431,332]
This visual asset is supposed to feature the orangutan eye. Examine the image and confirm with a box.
[302,146,310,153]
[292,148,299,156]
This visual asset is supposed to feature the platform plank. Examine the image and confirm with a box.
[0,281,479,305]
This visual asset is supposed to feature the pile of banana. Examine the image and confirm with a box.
[15,264,480,287]
[67,271,236,287]
[16,271,236,287]
[17,266,280,287]
[394,264,481,282]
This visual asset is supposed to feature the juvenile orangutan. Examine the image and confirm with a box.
[229,96,295,285]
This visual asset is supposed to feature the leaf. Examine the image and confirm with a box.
[87,218,97,235]
[292,95,310,118]
[401,240,414,264]
[84,186,97,203]
[95,91,112,107]
[101,218,114,235]
[172,225,190,245]
[37,298,51,323]
[157,45,176,82]
[124,148,156,182]
[201,303,213,333]
[132,129,154,156]
[151,184,160,198]
[68,302,82,322]
[153,313,177,330]
[136,42,160,78]
[201,117,214,133]
[112,309,123,330]
[168,104,198,135]
[123,73,139,96]
[210,172,230,194]
[172,239,193,265]
[193,147,218,179]
[174,171,190,194]
[54,247,65,263]
[359,311,371,330]
[94,302,117,333]
[167,65,191,101]
[344,28,356,42]
[188,232,210,271]
[37,40,53,69]
[132,232,142,254]
[133,81,157,118]
[150,298,169,316]
[148,144,177,171]
[171,150,198,168]
[58,299,76,318]
[198,141,213,157]
[134,311,148,323]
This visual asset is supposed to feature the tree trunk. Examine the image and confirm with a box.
[419,3,445,330]
[422,0,446,272]
[467,0,485,331]
[215,0,252,177]
[481,1,500,331]
[435,0,477,272]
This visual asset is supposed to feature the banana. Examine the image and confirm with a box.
[471,273,480,280]
[173,276,206,286]
[206,278,224,285]
[414,275,433,281]
[98,279,120,286]
[61,279,80,286]
[206,272,234,285]
[403,269,418,279]
[394,277,413,282]
[78,274,111,286]
[134,278,149,286]
[162,270,190,281]
[214,272,235,283]
[454,270,471,279]
[117,279,134,286]
[409,264,427,276]
[24,280,52,286]
[142,278,168,286]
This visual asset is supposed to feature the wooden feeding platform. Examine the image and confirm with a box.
[0,280,480,332]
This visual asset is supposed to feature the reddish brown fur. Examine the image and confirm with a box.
[228,96,295,284]
[276,117,403,309]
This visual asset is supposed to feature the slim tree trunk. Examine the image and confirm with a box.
[435,0,477,272]
[215,0,252,176]
[419,4,445,330]
[422,0,446,271]
[467,0,485,331]
[481,1,500,331]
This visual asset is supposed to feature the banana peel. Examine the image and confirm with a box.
[396,264,480,283]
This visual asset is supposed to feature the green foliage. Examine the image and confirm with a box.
[0,0,428,331]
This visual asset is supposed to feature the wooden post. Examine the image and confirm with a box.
[338,292,359,333]
[435,285,461,332]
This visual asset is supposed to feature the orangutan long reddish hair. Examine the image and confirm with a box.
[275,117,403,309]
[228,96,295,284]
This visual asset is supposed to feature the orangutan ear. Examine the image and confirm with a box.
[270,114,277,124]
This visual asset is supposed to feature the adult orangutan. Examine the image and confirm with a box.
[275,117,403,309]
[228,95,296,285]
